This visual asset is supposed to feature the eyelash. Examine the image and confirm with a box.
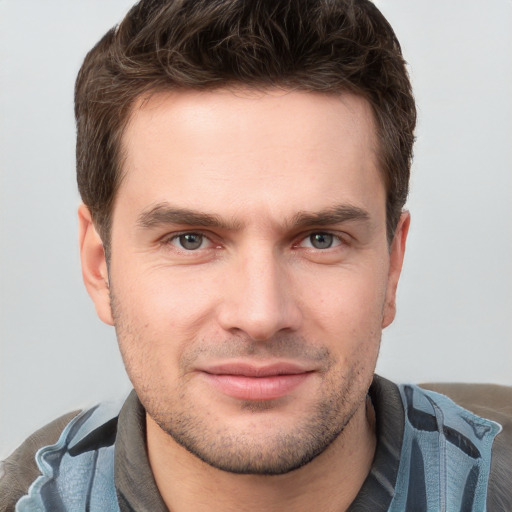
[160,230,349,253]
[161,231,218,252]
[295,232,346,250]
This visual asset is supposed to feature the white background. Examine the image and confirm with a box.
[1,0,511,458]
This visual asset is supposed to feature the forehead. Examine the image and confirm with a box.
[116,88,384,225]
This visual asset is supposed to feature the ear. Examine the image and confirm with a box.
[382,211,410,328]
[78,203,114,325]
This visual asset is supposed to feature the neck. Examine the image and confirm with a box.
[146,397,376,512]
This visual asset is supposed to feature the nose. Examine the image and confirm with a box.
[217,247,303,341]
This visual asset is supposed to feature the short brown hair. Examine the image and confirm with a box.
[75,0,416,250]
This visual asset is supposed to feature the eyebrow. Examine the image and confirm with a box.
[288,205,370,229]
[136,202,370,231]
[137,203,241,231]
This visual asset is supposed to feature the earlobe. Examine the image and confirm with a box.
[78,204,114,326]
[382,211,410,328]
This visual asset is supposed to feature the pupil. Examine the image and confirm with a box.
[180,233,202,250]
[311,233,333,249]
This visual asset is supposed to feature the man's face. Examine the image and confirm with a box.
[82,89,408,474]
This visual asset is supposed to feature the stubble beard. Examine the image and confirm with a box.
[146,370,361,475]
[111,291,376,476]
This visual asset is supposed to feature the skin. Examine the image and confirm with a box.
[79,89,409,512]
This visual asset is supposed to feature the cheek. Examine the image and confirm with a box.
[111,265,234,392]
[299,261,389,333]
[294,262,387,379]
[114,264,223,334]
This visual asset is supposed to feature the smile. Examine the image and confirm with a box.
[200,363,314,401]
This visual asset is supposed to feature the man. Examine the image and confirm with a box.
[1,0,510,510]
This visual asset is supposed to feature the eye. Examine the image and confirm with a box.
[172,233,207,250]
[299,232,342,250]
[309,233,334,249]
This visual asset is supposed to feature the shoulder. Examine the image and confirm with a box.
[1,399,126,512]
[419,382,512,418]
[0,410,81,512]
[420,382,512,512]
[418,382,512,441]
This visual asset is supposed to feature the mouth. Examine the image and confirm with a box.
[199,362,315,401]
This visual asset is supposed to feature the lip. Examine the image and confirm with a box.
[199,362,314,401]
